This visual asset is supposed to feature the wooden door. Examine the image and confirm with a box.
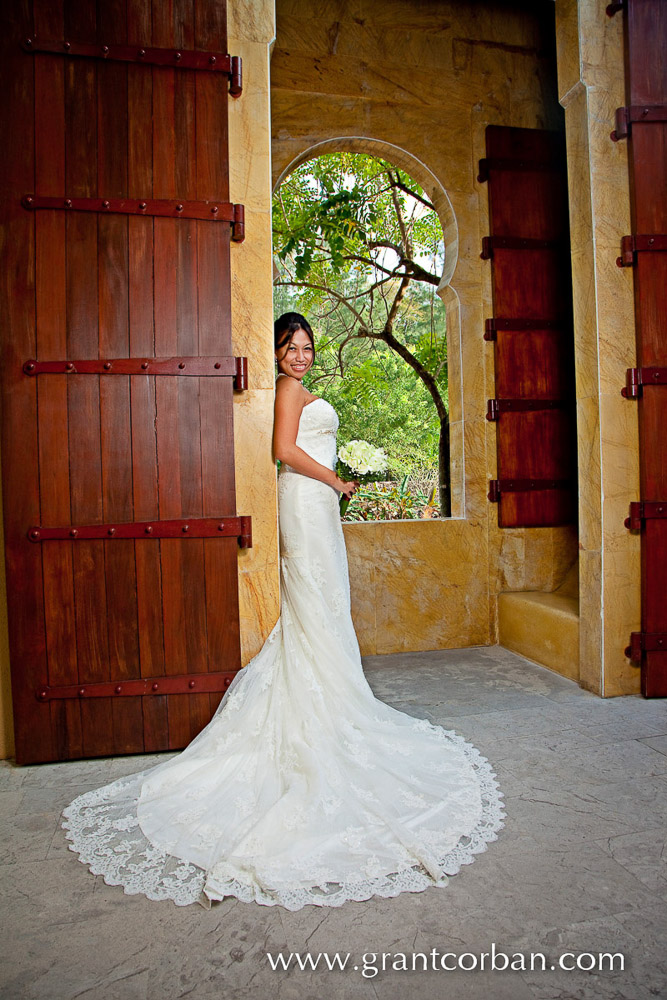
[613,0,667,696]
[0,0,251,764]
[480,125,578,528]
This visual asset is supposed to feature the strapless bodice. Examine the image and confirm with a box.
[280,397,339,474]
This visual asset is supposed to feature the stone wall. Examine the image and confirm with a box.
[271,0,579,657]
[229,0,281,666]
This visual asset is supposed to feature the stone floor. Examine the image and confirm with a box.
[1,645,666,1000]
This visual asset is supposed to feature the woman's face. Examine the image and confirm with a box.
[275,327,314,381]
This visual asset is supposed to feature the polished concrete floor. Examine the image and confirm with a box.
[1,644,666,1000]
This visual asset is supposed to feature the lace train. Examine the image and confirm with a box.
[62,727,504,910]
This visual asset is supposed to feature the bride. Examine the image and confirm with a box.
[62,311,505,910]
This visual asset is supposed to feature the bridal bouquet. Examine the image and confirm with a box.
[336,439,388,516]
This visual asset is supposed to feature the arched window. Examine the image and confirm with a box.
[273,148,459,521]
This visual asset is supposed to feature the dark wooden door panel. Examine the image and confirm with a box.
[1,0,248,762]
[495,328,570,399]
[481,125,577,529]
[491,251,564,318]
[617,0,667,695]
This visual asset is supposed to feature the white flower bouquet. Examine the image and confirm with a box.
[336,439,388,515]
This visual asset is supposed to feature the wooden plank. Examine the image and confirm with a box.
[195,0,241,718]
[152,0,191,749]
[643,520,667,695]
[64,0,114,758]
[175,217,211,741]
[626,0,667,107]
[171,0,211,738]
[495,328,570,399]
[127,0,168,752]
[487,175,566,242]
[34,0,83,759]
[169,0,210,742]
[0,0,54,764]
[96,0,144,754]
[495,411,575,528]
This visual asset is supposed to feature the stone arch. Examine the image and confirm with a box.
[273,136,458,290]
[272,137,464,518]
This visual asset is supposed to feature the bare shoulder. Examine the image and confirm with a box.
[275,374,306,404]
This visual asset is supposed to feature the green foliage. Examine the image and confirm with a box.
[277,186,380,279]
[304,333,445,480]
[273,152,444,311]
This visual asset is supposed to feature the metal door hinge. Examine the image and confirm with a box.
[625,631,667,664]
[22,195,245,241]
[23,37,242,95]
[486,398,568,420]
[477,158,563,184]
[488,478,572,503]
[484,318,565,341]
[23,355,248,389]
[606,0,625,16]
[481,236,564,260]
[624,501,667,530]
[27,516,253,548]
[36,670,239,701]
[621,367,667,398]
[616,234,667,267]
[611,105,667,141]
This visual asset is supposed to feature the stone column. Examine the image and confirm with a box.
[555,0,641,695]
[228,0,282,666]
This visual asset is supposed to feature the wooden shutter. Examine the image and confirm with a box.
[480,125,577,528]
[0,0,250,764]
[612,0,667,696]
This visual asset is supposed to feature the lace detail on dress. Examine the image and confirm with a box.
[62,389,506,911]
[62,730,504,910]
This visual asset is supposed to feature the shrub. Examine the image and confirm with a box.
[342,476,440,522]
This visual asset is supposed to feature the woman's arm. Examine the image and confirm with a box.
[273,377,357,498]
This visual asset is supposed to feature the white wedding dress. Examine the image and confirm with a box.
[63,393,505,910]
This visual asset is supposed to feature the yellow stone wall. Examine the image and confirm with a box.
[229,0,281,666]
[271,0,579,658]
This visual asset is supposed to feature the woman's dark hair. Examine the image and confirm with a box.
[274,312,315,354]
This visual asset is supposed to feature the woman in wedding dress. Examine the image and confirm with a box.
[62,312,505,910]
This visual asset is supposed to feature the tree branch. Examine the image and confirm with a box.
[389,176,435,212]
[403,260,441,286]
[368,239,402,256]
[385,275,411,333]
[368,241,440,286]
[274,280,370,331]
[342,253,404,279]
[363,326,447,421]
[389,173,412,258]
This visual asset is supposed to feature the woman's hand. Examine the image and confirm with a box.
[335,477,359,500]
